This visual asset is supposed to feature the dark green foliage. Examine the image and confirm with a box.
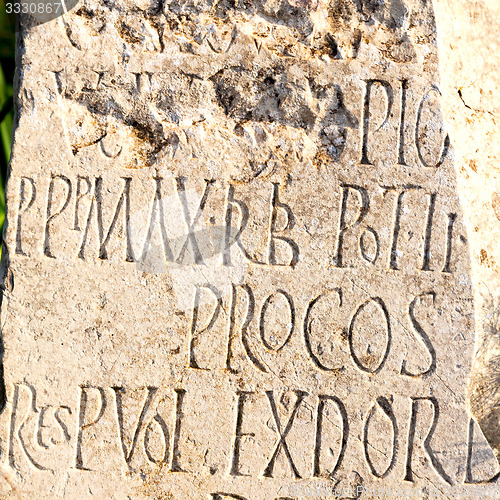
[0,7,15,242]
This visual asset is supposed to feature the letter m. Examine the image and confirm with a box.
[79,177,134,262]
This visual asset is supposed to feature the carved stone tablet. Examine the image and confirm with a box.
[0,1,498,498]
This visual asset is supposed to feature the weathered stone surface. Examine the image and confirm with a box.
[432,0,500,463]
[0,1,498,498]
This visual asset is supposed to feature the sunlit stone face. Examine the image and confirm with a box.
[0,1,498,498]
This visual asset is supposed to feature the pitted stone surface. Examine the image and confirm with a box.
[432,0,500,464]
[0,1,498,498]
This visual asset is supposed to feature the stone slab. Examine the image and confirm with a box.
[0,1,498,498]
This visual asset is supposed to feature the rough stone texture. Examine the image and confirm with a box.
[0,1,498,498]
[431,0,500,463]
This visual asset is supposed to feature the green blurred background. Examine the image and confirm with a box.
[0,7,15,244]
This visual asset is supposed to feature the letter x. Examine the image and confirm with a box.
[175,178,215,264]
[263,390,307,479]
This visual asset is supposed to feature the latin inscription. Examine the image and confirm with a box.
[12,175,466,276]
[4,383,499,488]
[3,1,493,497]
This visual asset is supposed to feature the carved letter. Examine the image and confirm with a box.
[8,383,49,471]
[442,213,457,273]
[359,227,380,264]
[78,177,134,262]
[421,192,437,271]
[43,174,72,258]
[169,388,187,472]
[386,185,421,270]
[313,395,348,478]
[262,390,307,479]
[132,72,153,94]
[73,175,91,231]
[211,494,248,500]
[141,177,175,263]
[223,185,265,266]
[401,292,437,377]
[52,406,72,445]
[112,386,157,468]
[268,183,299,267]
[74,386,107,471]
[415,86,450,168]
[363,397,398,478]
[189,284,222,369]
[226,284,267,373]
[175,177,215,265]
[360,79,394,165]
[404,397,452,484]
[259,290,295,351]
[333,184,370,267]
[229,391,254,476]
[36,406,51,449]
[304,289,344,372]
[348,297,391,374]
[398,79,409,166]
[464,418,500,484]
[15,177,36,255]
[144,414,169,465]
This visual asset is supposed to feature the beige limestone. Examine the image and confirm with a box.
[431,0,500,463]
[0,1,498,499]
